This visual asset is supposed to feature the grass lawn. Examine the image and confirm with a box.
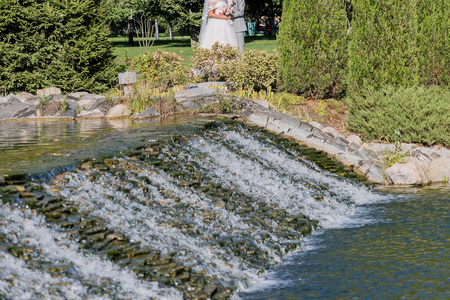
[110,33,277,64]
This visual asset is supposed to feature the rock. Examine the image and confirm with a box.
[106,104,130,118]
[77,99,97,111]
[0,96,6,105]
[247,112,269,128]
[77,108,104,118]
[347,135,362,147]
[426,157,450,183]
[15,92,39,105]
[366,143,396,155]
[42,101,61,116]
[79,94,108,112]
[67,92,89,101]
[412,147,443,162]
[134,107,160,119]
[399,143,417,153]
[366,163,385,183]
[322,127,345,140]
[385,157,430,185]
[0,99,36,120]
[36,87,62,101]
[0,175,5,185]
[197,81,229,89]
[437,147,450,158]
[358,148,380,161]
[309,121,324,130]
[62,100,78,118]
[255,99,270,109]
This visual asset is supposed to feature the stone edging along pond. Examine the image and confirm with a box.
[1,83,449,186]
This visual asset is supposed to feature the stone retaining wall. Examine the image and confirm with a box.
[1,84,449,185]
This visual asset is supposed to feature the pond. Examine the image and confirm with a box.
[0,117,447,299]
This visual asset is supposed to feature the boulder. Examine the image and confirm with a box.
[79,94,108,112]
[15,92,39,105]
[385,157,430,185]
[426,157,450,183]
[0,99,36,120]
[67,92,89,101]
[255,99,270,109]
[77,99,97,111]
[322,126,345,140]
[0,96,6,105]
[366,163,385,184]
[347,135,362,147]
[62,100,78,118]
[366,143,396,155]
[309,121,324,130]
[412,147,443,162]
[42,101,61,116]
[77,108,104,118]
[106,104,130,118]
[134,107,160,119]
[37,87,62,101]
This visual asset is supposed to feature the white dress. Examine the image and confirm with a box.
[200,0,238,49]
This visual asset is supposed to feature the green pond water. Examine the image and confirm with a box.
[0,117,448,299]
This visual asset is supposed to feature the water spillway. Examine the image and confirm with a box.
[0,117,384,299]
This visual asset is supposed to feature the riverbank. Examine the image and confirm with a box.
[1,84,449,186]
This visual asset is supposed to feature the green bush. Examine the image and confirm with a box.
[228,49,278,91]
[190,44,278,91]
[278,0,348,99]
[416,1,450,86]
[131,50,188,88]
[190,43,241,82]
[0,0,117,94]
[346,86,450,147]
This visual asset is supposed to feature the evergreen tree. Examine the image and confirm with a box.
[278,0,348,99]
[347,0,418,93]
[416,0,450,86]
[0,0,117,94]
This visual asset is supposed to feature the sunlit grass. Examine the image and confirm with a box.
[110,33,277,64]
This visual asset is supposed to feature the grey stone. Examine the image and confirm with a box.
[247,112,269,128]
[37,87,62,101]
[42,101,61,116]
[118,72,137,85]
[366,143,396,155]
[67,92,89,101]
[299,122,314,133]
[359,148,380,160]
[179,100,203,111]
[255,99,270,109]
[89,98,108,113]
[322,127,345,140]
[0,100,35,120]
[437,147,450,158]
[62,100,78,118]
[347,135,362,147]
[197,81,228,89]
[426,157,450,183]
[358,160,374,175]
[134,107,160,119]
[77,99,96,110]
[175,87,217,101]
[77,108,104,118]
[412,147,442,162]
[309,121,324,130]
[366,164,385,184]
[338,152,363,167]
[0,96,6,105]
[267,118,294,134]
[400,143,417,154]
[285,128,310,141]
[347,141,361,151]
[385,157,430,185]
[106,104,130,118]
[15,92,39,105]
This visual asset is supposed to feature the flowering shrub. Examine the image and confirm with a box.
[190,43,240,82]
[190,44,278,91]
[131,50,188,88]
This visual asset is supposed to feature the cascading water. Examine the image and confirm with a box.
[0,118,384,299]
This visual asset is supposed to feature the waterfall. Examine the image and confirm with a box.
[0,119,384,299]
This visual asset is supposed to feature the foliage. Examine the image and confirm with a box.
[0,0,117,94]
[191,44,278,91]
[131,50,189,88]
[127,84,181,114]
[416,1,450,86]
[190,43,241,82]
[383,146,405,167]
[278,0,348,99]
[347,0,418,93]
[346,85,450,147]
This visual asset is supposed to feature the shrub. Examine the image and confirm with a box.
[190,44,278,91]
[416,1,450,86]
[347,0,418,93]
[190,43,241,82]
[131,50,188,89]
[278,0,348,99]
[346,86,450,147]
[0,0,117,94]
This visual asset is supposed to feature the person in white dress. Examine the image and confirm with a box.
[199,0,239,49]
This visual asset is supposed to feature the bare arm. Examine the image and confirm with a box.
[208,10,231,20]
